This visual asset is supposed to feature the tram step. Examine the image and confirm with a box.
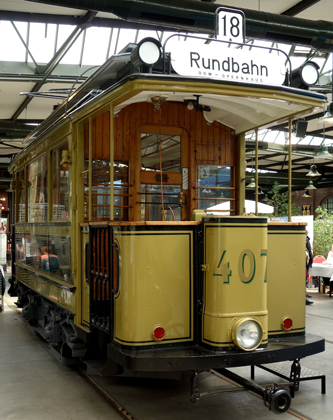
[84,358,123,376]
[251,361,326,395]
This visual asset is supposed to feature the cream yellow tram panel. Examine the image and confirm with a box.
[267,224,306,336]
[112,227,194,346]
[202,218,268,349]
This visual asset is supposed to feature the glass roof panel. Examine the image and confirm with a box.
[116,28,139,53]
[82,27,112,65]
[28,23,58,64]
[0,21,27,61]
[58,25,83,65]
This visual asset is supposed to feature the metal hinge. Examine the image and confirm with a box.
[201,264,209,271]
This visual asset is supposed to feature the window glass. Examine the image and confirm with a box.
[18,171,25,222]
[197,165,234,212]
[141,133,181,173]
[27,155,48,222]
[141,185,181,221]
[322,197,333,214]
[52,144,69,219]
[84,159,111,220]
[113,162,129,220]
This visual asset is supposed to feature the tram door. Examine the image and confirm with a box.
[136,126,189,221]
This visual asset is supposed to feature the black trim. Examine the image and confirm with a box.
[268,331,305,338]
[203,217,267,225]
[268,225,305,232]
[107,333,324,372]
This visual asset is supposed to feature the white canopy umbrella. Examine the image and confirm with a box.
[207,200,274,215]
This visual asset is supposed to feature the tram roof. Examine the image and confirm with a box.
[17,45,326,155]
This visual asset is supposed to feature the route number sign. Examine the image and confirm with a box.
[215,7,245,44]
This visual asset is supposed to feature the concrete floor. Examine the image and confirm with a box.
[0,280,332,420]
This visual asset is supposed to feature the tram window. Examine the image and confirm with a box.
[141,133,181,173]
[84,159,111,220]
[140,132,182,221]
[113,162,129,220]
[27,154,48,222]
[141,184,181,221]
[196,165,234,212]
[18,171,25,222]
[52,144,69,219]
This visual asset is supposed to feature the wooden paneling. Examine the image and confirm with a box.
[110,101,237,167]
[84,112,110,160]
[140,171,182,185]
[84,102,237,220]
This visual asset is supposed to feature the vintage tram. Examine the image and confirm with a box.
[8,37,325,414]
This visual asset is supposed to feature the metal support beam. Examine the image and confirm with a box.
[25,0,333,52]
[0,10,180,33]
[281,0,321,17]
[11,10,98,121]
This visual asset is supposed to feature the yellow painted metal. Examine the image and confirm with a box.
[80,227,90,328]
[288,118,292,222]
[267,223,306,335]
[110,104,114,221]
[255,128,258,216]
[113,228,193,345]
[88,117,93,221]
[237,133,246,215]
[202,218,268,348]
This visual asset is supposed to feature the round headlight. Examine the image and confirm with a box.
[232,318,262,351]
[131,37,162,67]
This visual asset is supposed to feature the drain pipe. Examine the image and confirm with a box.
[27,0,333,52]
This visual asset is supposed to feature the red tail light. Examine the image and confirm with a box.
[152,326,165,341]
[282,317,293,331]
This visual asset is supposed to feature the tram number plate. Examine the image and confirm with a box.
[216,8,245,44]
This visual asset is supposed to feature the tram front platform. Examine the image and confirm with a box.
[1,279,332,420]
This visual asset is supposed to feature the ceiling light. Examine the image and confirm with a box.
[305,180,316,190]
[306,164,321,177]
[187,101,194,111]
[262,194,269,202]
[316,144,333,159]
[184,95,211,112]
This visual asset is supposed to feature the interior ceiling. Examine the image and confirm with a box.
[1,0,333,192]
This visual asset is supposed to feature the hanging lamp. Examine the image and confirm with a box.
[302,189,311,197]
[306,163,321,177]
[246,178,256,188]
[305,180,316,190]
[316,144,333,159]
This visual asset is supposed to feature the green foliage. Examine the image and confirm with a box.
[266,181,302,217]
[313,206,333,257]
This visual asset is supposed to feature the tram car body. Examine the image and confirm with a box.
[8,37,325,413]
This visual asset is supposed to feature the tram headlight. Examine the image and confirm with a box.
[232,318,262,351]
[131,37,162,68]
